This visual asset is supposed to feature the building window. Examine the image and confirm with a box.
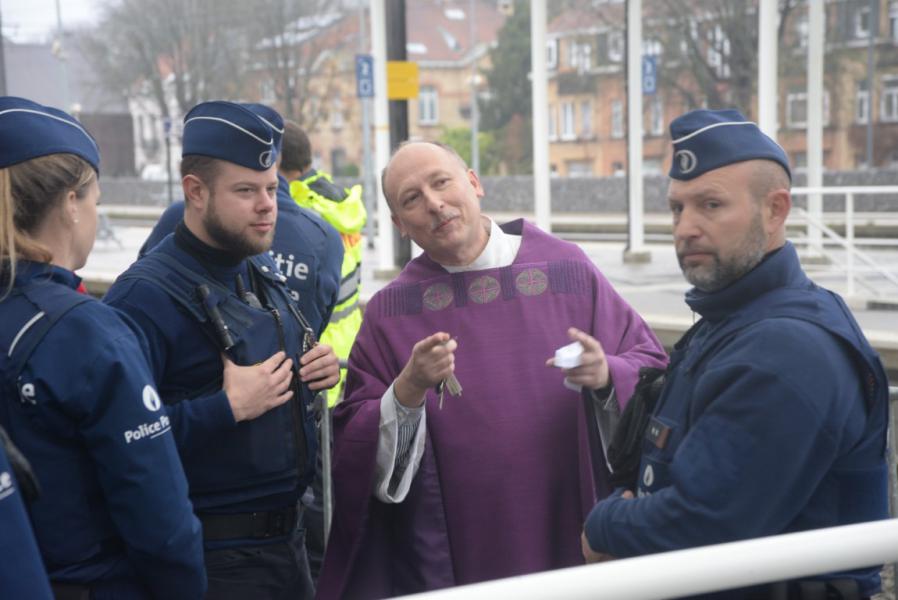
[648,96,664,136]
[796,15,808,49]
[891,2,898,42]
[611,100,624,139]
[580,100,592,137]
[260,79,276,104]
[567,160,593,177]
[855,6,871,38]
[786,91,830,128]
[548,104,557,141]
[580,43,592,72]
[331,96,344,130]
[707,25,730,79]
[882,78,898,122]
[856,81,870,124]
[642,38,662,58]
[608,30,624,62]
[547,39,558,69]
[419,86,439,125]
[561,101,576,140]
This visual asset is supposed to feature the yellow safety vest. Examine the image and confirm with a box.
[290,170,366,406]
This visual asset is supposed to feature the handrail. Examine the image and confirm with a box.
[789,186,898,297]
[395,387,898,600]
[396,520,898,600]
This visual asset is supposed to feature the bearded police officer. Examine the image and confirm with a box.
[582,109,889,599]
[105,100,340,599]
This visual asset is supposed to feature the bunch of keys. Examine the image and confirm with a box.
[435,373,463,409]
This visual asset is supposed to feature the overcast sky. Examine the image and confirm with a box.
[1,0,100,42]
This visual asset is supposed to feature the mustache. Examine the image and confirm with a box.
[431,213,459,231]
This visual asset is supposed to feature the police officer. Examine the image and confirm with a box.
[582,109,889,599]
[105,100,340,600]
[284,121,366,407]
[0,426,52,599]
[138,103,344,342]
[0,96,205,598]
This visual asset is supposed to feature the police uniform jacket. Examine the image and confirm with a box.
[104,226,321,540]
[0,263,205,598]
[584,242,889,597]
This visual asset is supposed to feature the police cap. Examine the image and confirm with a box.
[0,96,100,172]
[182,100,278,171]
[669,108,791,181]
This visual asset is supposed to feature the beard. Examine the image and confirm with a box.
[203,191,274,258]
[678,211,768,293]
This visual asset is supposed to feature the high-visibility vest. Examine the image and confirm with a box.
[290,170,366,406]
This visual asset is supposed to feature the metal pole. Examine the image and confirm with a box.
[0,5,7,96]
[54,0,71,112]
[530,0,551,232]
[371,0,395,273]
[319,393,333,547]
[865,0,878,168]
[386,0,411,267]
[469,0,480,174]
[807,0,824,254]
[360,7,376,250]
[757,0,778,138]
[846,193,854,297]
[624,0,648,262]
[165,131,173,205]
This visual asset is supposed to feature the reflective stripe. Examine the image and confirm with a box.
[8,311,46,357]
[337,265,361,305]
[330,299,360,323]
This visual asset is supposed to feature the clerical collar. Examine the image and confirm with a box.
[174,221,244,268]
[443,218,522,273]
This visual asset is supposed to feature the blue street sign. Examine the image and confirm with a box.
[642,56,657,95]
[356,54,374,98]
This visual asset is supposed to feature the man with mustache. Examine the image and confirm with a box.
[316,140,667,598]
[582,109,889,599]
[105,101,339,599]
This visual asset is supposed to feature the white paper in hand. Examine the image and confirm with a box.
[554,341,584,369]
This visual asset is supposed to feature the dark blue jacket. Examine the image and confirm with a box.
[0,434,53,599]
[139,174,343,339]
[0,263,205,599]
[105,233,320,534]
[585,243,889,597]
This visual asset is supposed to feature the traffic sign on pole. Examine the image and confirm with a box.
[356,54,375,98]
[642,56,657,95]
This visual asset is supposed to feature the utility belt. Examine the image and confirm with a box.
[199,505,301,541]
[51,579,150,600]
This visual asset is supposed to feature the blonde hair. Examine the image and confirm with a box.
[0,154,96,296]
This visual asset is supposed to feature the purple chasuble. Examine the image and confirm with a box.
[317,220,666,600]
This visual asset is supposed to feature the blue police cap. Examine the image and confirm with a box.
[242,103,284,153]
[0,96,100,173]
[182,101,278,171]
[669,109,790,181]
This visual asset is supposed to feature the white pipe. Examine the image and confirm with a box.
[371,0,395,272]
[757,0,778,138]
[807,0,824,254]
[626,0,645,252]
[846,192,855,297]
[530,0,550,232]
[396,519,898,600]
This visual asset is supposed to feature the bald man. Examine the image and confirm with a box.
[316,141,666,598]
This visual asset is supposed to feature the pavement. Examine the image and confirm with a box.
[81,218,898,377]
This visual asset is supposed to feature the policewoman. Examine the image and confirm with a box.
[104,101,340,600]
[0,96,206,598]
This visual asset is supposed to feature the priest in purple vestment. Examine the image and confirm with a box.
[316,141,667,600]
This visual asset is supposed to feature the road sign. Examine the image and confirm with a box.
[642,56,657,95]
[355,54,374,98]
[387,61,419,100]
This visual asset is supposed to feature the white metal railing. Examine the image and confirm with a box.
[790,186,898,298]
[396,520,898,600]
[392,387,898,600]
